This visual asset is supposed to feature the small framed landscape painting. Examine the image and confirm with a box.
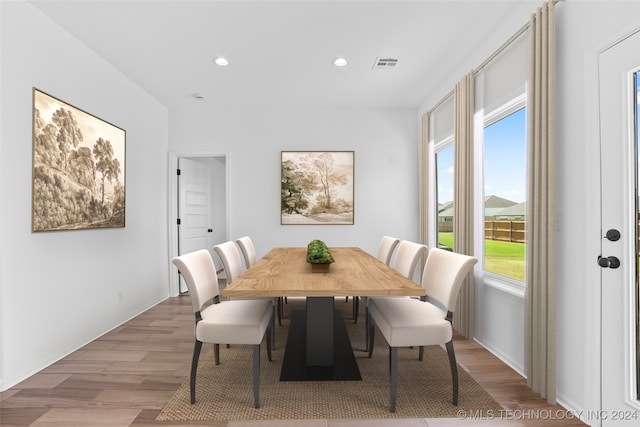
[32,88,126,232]
[281,151,354,225]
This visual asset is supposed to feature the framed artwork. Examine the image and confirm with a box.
[32,88,126,232]
[281,151,354,225]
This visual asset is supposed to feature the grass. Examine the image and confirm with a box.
[438,232,525,282]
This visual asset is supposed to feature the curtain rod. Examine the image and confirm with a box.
[472,21,529,77]
[426,89,454,116]
[426,21,529,116]
[426,0,562,116]
[473,0,563,75]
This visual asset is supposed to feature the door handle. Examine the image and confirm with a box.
[597,255,621,269]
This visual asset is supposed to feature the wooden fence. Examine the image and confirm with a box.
[484,220,525,243]
[437,220,526,243]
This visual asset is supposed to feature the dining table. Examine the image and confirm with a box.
[222,247,426,380]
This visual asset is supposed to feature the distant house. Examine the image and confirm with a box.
[438,200,454,214]
[438,195,519,222]
[483,195,518,218]
[495,201,526,220]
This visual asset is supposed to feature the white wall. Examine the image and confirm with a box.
[418,0,640,420]
[0,1,170,390]
[555,0,640,418]
[168,104,420,259]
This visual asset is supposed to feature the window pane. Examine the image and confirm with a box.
[483,108,526,281]
[436,144,454,251]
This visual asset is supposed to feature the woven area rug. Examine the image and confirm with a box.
[157,299,503,421]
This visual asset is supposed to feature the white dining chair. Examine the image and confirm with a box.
[367,247,478,412]
[214,241,245,285]
[171,249,273,408]
[214,240,278,345]
[236,236,257,269]
[235,236,286,326]
[364,240,426,352]
[350,236,400,323]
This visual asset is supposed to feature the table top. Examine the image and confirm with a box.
[222,247,426,298]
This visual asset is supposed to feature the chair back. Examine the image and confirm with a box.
[421,248,478,312]
[390,240,427,279]
[172,249,220,314]
[236,236,257,268]
[214,241,244,284]
[376,236,400,265]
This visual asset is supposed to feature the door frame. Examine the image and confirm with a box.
[167,151,229,296]
[585,22,640,426]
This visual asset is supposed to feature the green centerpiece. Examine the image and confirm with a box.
[307,239,334,272]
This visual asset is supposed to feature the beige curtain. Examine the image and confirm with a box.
[526,0,557,404]
[453,72,475,338]
[420,113,430,249]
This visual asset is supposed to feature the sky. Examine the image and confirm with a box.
[436,107,527,205]
[483,108,527,203]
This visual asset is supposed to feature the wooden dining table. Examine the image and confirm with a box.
[222,247,426,378]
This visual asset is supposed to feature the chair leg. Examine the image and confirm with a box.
[214,343,220,365]
[266,324,273,362]
[353,296,359,323]
[277,297,283,325]
[271,305,277,350]
[419,346,425,361]
[389,346,398,412]
[445,340,459,405]
[190,340,203,404]
[364,306,368,351]
[253,344,260,408]
[367,311,375,358]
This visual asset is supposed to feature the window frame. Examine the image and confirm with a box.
[478,93,528,292]
[434,135,455,250]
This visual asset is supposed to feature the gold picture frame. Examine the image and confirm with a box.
[32,88,126,232]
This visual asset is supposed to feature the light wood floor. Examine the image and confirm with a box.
[0,293,585,427]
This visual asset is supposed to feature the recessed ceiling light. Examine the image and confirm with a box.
[333,57,348,67]
[215,57,229,67]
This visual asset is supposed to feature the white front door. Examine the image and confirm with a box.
[178,157,213,292]
[599,28,640,426]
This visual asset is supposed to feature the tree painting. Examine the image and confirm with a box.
[32,89,125,231]
[281,151,354,225]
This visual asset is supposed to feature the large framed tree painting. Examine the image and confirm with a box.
[281,151,354,225]
[32,88,126,232]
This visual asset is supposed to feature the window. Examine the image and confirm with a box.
[427,94,455,253]
[436,141,454,250]
[482,105,526,282]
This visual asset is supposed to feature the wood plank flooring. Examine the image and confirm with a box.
[0,293,586,427]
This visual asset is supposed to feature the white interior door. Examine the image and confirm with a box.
[599,29,640,426]
[178,157,213,292]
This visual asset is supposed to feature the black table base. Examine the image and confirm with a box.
[279,310,362,381]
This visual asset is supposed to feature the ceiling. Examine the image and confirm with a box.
[30,0,542,110]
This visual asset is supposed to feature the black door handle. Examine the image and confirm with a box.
[597,255,620,269]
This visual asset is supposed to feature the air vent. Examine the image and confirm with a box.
[372,57,399,70]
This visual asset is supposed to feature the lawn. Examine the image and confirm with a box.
[438,232,525,281]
